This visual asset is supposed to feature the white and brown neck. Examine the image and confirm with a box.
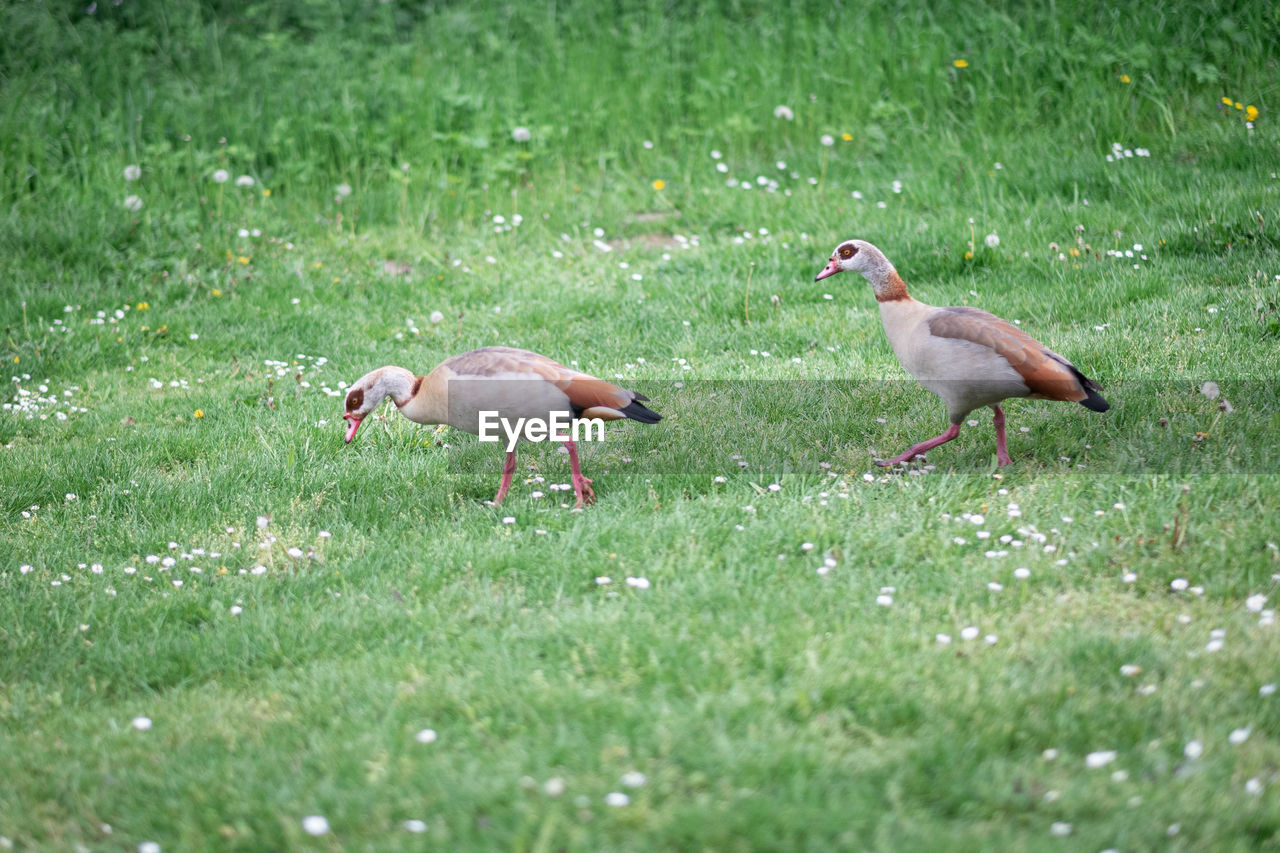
[858,246,912,303]
[353,365,418,413]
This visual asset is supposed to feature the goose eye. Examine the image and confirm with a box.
[838,244,856,259]
[346,389,364,412]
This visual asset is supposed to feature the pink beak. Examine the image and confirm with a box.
[343,414,362,443]
[814,258,842,281]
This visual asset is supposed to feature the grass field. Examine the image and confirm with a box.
[3,1,1280,849]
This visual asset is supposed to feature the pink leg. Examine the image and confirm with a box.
[565,438,595,509]
[877,423,962,467]
[992,405,1012,466]
[493,450,517,505]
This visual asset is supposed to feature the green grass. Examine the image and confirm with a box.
[3,0,1280,849]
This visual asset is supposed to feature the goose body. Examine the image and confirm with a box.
[344,346,660,507]
[815,240,1108,466]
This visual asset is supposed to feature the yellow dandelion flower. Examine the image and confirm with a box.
[652,179,666,191]
[841,132,853,141]
[262,189,271,197]
[1069,248,1080,257]
[1246,105,1258,121]
[211,288,223,297]
[312,262,323,270]
[1222,97,1233,105]
[964,250,974,260]
[194,409,205,419]
[1120,74,1130,83]
[12,356,18,363]
[136,302,150,310]
[237,256,250,265]
[953,59,968,68]
[1235,101,1243,110]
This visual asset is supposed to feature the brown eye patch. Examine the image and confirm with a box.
[345,388,364,412]
[838,243,857,260]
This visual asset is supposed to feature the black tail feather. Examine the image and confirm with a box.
[1079,386,1110,412]
[620,399,662,423]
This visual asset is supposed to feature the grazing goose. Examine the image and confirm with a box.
[814,239,1108,466]
[343,346,660,508]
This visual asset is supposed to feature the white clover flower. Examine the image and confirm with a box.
[335,183,352,198]
[1229,727,1250,745]
[620,771,647,787]
[543,777,566,796]
[235,175,254,187]
[604,792,631,807]
[960,626,979,641]
[124,195,143,212]
[403,819,428,833]
[625,576,651,589]
[131,716,153,731]
[301,816,330,836]
[212,169,229,184]
[415,728,437,744]
[935,633,952,645]
[138,843,161,853]
[123,164,141,181]
[773,105,795,120]
[1085,750,1117,768]
[429,310,445,324]
[511,126,531,142]
[1184,740,1203,759]
[1246,593,1267,612]
[820,134,835,146]
[985,233,999,248]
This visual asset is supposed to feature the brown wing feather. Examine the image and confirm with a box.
[928,307,1088,402]
[442,346,560,379]
[556,376,634,416]
[444,346,636,414]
